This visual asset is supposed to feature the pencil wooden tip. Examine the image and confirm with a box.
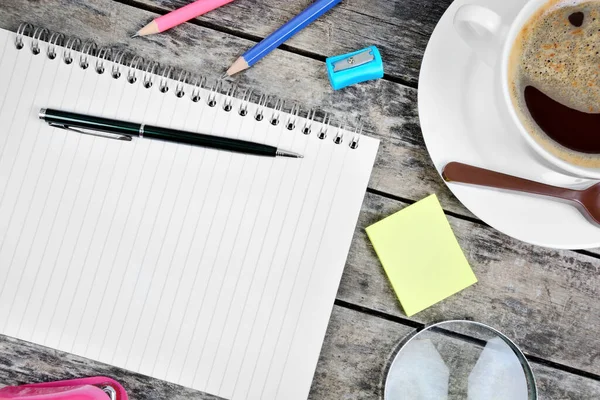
[226,57,249,76]
[136,20,159,37]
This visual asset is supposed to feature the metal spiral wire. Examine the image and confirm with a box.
[46,32,64,59]
[269,98,284,126]
[303,109,316,135]
[317,113,331,139]
[222,83,237,111]
[11,22,362,150]
[206,79,223,107]
[14,22,32,50]
[158,66,173,93]
[254,94,269,121]
[175,70,189,98]
[95,47,112,74]
[63,37,81,64]
[238,88,253,116]
[127,55,144,83]
[30,27,48,55]
[190,75,207,103]
[350,123,362,149]
[79,40,97,69]
[334,124,345,144]
[111,50,127,79]
[141,61,159,88]
[286,104,300,131]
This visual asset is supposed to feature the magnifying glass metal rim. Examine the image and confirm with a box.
[382,320,538,400]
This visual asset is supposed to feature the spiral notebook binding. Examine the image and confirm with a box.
[269,98,284,126]
[303,109,316,135]
[142,60,158,88]
[158,66,173,93]
[190,75,207,103]
[13,22,362,149]
[95,48,111,74]
[238,88,253,116]
[350,123,362,149]
[334,125,344,144]
[14,23,32,49]
[79,41,97,69]
[46,32,64,59]
[254,94,268,121]
[222,84,237,111]
[175,70,190,98]
[317,114,331,140]
[30,27,48,55]
[286,104,300,131]
[111,50,126,79]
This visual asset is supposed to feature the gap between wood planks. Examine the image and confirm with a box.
[97,0,600,386]
[106,0,600,388]
[334,299,600,383]
[367,188,600,261]
[110,0,600,261]
[110,0,417,89]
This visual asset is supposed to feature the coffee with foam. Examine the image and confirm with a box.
[509,0,600,168]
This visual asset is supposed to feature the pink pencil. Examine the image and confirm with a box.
[134,0,236,37]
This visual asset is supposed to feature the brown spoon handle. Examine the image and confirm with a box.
[442,162,579,201]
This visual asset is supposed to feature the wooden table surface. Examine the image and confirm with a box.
[1,0,599,398]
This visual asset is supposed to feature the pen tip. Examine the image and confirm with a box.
[131,33,139,38]
[276,150,303,158]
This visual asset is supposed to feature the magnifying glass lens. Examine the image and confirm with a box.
[385,321,537,400]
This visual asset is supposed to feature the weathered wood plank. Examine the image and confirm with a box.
[340,192,600,377]
[0,335,223,399]
[1,307,598,399]
[3,0,598,258]
[126,0,454,86]
[0,0,478,221]
[122,0,600,256]
[317,308,600,400]
[0,0,598,393]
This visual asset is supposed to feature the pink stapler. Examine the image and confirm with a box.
[0,376,127,400]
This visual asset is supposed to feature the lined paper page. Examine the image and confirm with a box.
[0,28,379,400]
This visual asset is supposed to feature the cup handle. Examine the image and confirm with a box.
[453,4,507,67]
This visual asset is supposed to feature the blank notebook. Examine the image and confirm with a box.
[0,26,379,400]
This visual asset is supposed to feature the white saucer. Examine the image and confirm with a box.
[418,0,600,249]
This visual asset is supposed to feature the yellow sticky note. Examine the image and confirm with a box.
[365,194,477,317]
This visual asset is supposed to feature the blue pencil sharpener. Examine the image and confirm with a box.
[326,46,384,90]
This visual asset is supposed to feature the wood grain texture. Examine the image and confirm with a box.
[0,0,599,397]
[0,335,223,399]
[124,0,454,86]
[1,0,597,256]
[341,192,600,377]
[122,0,600,255]
[0,0,481,222]
[2,307,599,399]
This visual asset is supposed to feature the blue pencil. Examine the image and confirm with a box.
[226,0,343,76]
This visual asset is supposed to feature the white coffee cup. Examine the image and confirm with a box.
[453,0,600,179]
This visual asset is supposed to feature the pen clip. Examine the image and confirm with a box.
[332,48,375,72]
[48,122,132,141]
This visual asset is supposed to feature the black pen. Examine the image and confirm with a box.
[39,108,303,158]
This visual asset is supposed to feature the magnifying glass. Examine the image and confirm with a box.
[383,320,538,400]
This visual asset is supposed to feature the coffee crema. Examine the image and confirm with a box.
[509,0,600,168]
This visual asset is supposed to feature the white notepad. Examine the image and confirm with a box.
[0,25,379,400]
